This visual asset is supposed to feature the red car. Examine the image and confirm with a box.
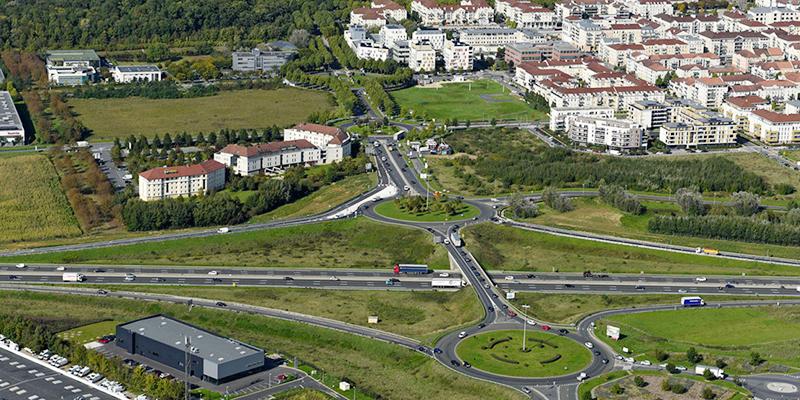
[506,310,517,318]
[97,338,111,344]
[541,325,551,331]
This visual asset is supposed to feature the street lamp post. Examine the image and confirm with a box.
[521,304,530,351]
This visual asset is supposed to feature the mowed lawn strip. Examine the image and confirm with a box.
[0,291,526,400]
[69,88,336,140]
[58,320,118,344]
[80,285,483,341]
[463,223,800,276]
[0,154,82,244]
[456,330,592,377]
[392,80,543,122]
[374,200,481,222]
[1,218,449,268]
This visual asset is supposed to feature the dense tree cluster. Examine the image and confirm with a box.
[730,191,761,216]
[394,195,464,216]
[364,78,397,114]
[675,187,707,216]
[508,193,539,218]
[648,214,800,246]
[48,93,88,142]
[524,92,550,113]
[0,50,46,89]
[51,149,119,231]
[73,80,219,99]
[542,187,573,212]
[0,0,349,50]
[598,183,644,215]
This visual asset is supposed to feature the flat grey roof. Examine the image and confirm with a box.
[45,49,100,62]
[115,65,160,73]
[119,315,263,364]
[0,91,23,131]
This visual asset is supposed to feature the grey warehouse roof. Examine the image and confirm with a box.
[119,315,263,363]
[0,91,23,131]
[45,49,100,62]
[115,65,160,73]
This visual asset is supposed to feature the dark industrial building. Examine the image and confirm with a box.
[116,315,265,384]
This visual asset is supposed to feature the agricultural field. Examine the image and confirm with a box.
[456,330,591,377]
[597,306,800,373]
[0,291,526,400]
[83,285,483,342]
[392,80,544,122]
[524,197,800,259]
[2,218,450,269]
[462,223,800,276]
[0,154,81,246]
[68,88,336,140]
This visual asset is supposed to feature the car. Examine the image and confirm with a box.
[677,289,687,293]
[675,366,687,371]
[558,328,568,334]
[94,268,106,273]
[329,276,340,281]
[124,273,136,282]
[541,325,551,331]
[615,355,624,360]
[522,387,531,394]
[8,275,20,281]
[635,285,645,291]
[403,185,410,191]
[450,360,460,367]
[56,266,66,271]
[284,277,294,281]
[504,275,514,280]
[207,270,218,276]
[463,361,471,368]
[528,320,537,326]
[433,348,442,354]
[577,372,588,382]
[564,284,575,288]
[215,301,227,307]
[212,278,222,282]
[695,277,707,282]
[594,350,601,356]
[478,323,486,329]
[98,338,111,344]
[97,289,108,295]
[417,346,426,352]
[491,293,499,299]
[507,310,517,317]
[640,360,651,366]
[458,331,468,339]
[501,304,508,310]
[602,359,609,364]
[724,283,735,288]
[526,274,536,279]
[123,359,137,367]
[487,306,494,312]
[584,342,594,349]
[15,263,26,269]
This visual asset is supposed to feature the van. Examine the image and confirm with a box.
[124,274,136,282]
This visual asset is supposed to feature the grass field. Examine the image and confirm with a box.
[0,291,525,400]
[2,218,449,268]
[462,223,800,276]
[597,306,800,373]
[57,320,118,344]
[0,154,82,245]
[780,149,800,163]
[507,293,793,324]
[456,330,591,377]
[392,80,544,122]
[251,174,376,222]
[69,88,336,140]
[373,200,481,222]
[525,197,800,259]
[83,285,483,342]
[593,372,747,399]
[273,389,331,400]
[578,370,751,400]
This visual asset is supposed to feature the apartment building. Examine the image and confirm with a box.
[659,107,737,146]
[549,106,614,131]
[599,43,645,67]
[555,0,620,20]
[45,49,100,85]
[747,6,800,24]
[652,14,722,35]
[409,41,437,71]
[351,8,389,28]
[721,95,771,133]
[0,91,25,144]
[458,28,538,54]
[411,0,494,26]
[214,140,321,176]
[748,109,800,144]
[283,123,352,164]
[495,0,558,29]
[111,65,161,83]
[443,40,473,71]
[232,45,297,73]
[372,0,408,21]
[627,0,674,19]
[628,100,670,131]
[537,80,666,110]
[412,29,446,50]
[699,31,769,59]
[565,115,644,149]
[138,160,226,201]
[381,24,408,48]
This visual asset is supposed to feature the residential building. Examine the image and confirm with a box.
[138,160,226,201]
[408,41,437,72]
[391,40,411,62]
[747,109,800,144]
[659,107,737,146]
[599,43,645,67]
[411,0,494,26]
[371,0,408,21]
[458,28,540,54]
[565,115,644,149]
[628,100,670,131]
[549,106,614,131]
[45,49,100,85]
[627,0,673,19]
[232,45,297,73]
[214,140,321,176]
[699,31,770,59]
[381,24,408,48]
[354,41,391,61]
[722,95,771,132]
[443,40,473,71]
[0,91,25,144]
[283,123,352,164]
[116,315,265,384]
[412,29,447,50]
[351,7,389,28]
[747,6,800,24]
[495,0,559,29]
[111,65,161,83]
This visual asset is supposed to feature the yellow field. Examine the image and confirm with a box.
[0,154,81,244]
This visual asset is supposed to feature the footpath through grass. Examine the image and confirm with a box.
[456,330,591,377]
[463,223,800,276]
[2,218,450,269]
[69,88,335,140]
[373,200,481,222]
[0,291,525,400]
[0,154,82,245]
[82,285,483,342]
[597,306,800,373]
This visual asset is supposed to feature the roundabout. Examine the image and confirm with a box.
[373,198,482,222]
[455,330,593,378]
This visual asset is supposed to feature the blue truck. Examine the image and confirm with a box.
[393,264,429,274]
[681,296,705,307]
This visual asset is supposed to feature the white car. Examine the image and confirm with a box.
[15,263,26,269]
[504,276,514,280]
[439,273,450,277]
[207,271,218,276]
[458,331,467,339]
[677,289,687,293]
[639,360,651,366]
[576,372,588,382]
[329,276,339,281]
[56,266,66,271]
[695,277,707,282]
[403,185,410,191]
[527,320,536,326]
[675,366,687,371]
[584,342,594,349]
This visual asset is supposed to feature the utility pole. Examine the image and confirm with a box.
[521,304,530,351]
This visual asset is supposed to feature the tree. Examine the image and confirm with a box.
[661,379,671,391]
[654,349,669,362]
[542,187,573,212]
[750,352,764,366]
[633,375,646,387]
[731,191,760,216]
[687,347,703,364]
[6,81,19,100]
[665,363,678,374]
[715,358,727,369]
[146,43,172,62]
[288,29,311,47]
[509,193,539,218]
[784,208,800,225]
[702,387,716,399]
[580,391,593,400]
[675,187,706,216]
[610,383,624,394]
[703,369,716,380]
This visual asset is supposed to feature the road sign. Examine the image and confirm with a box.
[606,325,621,340]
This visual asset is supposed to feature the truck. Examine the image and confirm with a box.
[393,264,429,274]
[449,231,462,247]
[680,296,705,307]
[696,247,719,255]
[431,279,463,289]
[217,227,230,234]
[393,131,405,141]
[62,273,86,282]
[695,365,725,379]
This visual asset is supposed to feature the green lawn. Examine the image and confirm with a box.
[392,80,544,122]
[1,218,450,269]
[456,330,591,377]
[463,223,800,276]
[273,389,332,400]
[780,149,800,163]
[251,174,376,222]
[597,306,800,373]
[374,200,481,222]
[592,372,748,399]
[525,197,800,259]
[58,320,118,344]
[82,285,483,342]
[0,291,525,400]
[69,88,336,140]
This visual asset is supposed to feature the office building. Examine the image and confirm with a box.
[138,160,226,201]
[214,140,321,176]
[283,123,352,164]
[111,66,161,83]
[45,49,100,85]
[0,91,25,144]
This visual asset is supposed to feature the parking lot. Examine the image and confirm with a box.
[0,347,117,400]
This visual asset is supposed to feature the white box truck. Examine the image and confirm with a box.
[695,365,725,378]
[431,279,464,289]
[62,273,86,282]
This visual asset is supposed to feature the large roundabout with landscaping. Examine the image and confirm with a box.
[455,330,593,377]
[373,199,482,222]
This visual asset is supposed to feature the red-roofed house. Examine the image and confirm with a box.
[721,95,770,132]
[350,8,388,28]
[748,109,800,144]
[214,140,321,176]
[411,0,493,26]
[284,123,352,164]
[138,160,226,201]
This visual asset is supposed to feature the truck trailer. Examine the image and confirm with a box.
[449,231,462,247]
[62,273,86,282]
[393,264,429,274]
[695,365,725,378]
[680,296,705,307]
[431,279,463,289]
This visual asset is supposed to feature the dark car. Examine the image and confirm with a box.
[478,323,486,329]
[94,268,106,273]
[507,310,517,318]
[216,301,227,307]
[594,350,601,356]
[417,346,426,352]
[284,277,294,281]
[635,285,645,291]
[488,306,495,312]
[433,348,442,354]
[564,284,575,288]
[558,328,569,335]
[724,283,735,288]
[527,274,536,279]
[97,289,108,295]
[501,304,508,310]
[463,361,471,368]
[450,360,460,367]
[212,278,222,282]
[8,275,20,281]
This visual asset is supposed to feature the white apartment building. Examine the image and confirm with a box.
[699,31,770,58]
[549,106,614,131]
[412,29,446,50]
[411,0,494,26]
[0,91,25,144]
[495,0,558,29]
[536,80,666,110]
[214,140,321,176]
[443,40,473,71]
[372,0,408,21]
[111,65,161,83]
[627,0,673,18]
[565,115,644,149]
[283,123,352,164]
[747,109,800,144]
[721,95,771,132]
[641,38,690,55]
[409,41,436,72]
[458,28,540,54]
[659,108,737,146]
[599,43,644,67]
[355,41,391,61]
[350,8,388,28]
[747,7,800,24]
[138,160,226,201]
[562,18,604,51]
[381,24,408,48]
